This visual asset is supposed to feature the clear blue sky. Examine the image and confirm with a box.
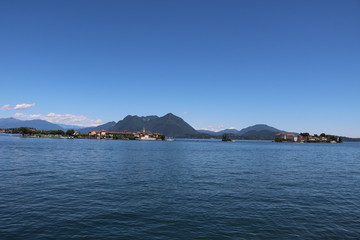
[1,0,359,137]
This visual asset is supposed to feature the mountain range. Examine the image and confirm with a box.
[0,117,65,131]
[1,115,358,141]
[198,124,298,140]
[198,124,287,136]
[0,114,294,139]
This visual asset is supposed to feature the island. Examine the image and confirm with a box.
[222,134,233,142]
[88,129,165,141]
[275,132,342,143]
[2,127,165,141]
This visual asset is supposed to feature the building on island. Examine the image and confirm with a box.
[275,132,341,143]
[89,129,163,140]
[275,133,298,142]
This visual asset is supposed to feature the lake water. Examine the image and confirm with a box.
[1,135,359,239]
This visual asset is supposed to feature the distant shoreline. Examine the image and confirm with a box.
[2,133,360,144]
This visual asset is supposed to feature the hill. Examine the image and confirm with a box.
[109,113,205,138]
[239,129,284,140]
[0,117,64,130]
[198,124,298,140]
[340,137,360,142]
[198,124,284,136]
[237,124,283,135]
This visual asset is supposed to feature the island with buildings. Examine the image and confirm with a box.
[0,126,347,143]
[88,129,164,140]
[1,127,165,141]
[275,132,342,143]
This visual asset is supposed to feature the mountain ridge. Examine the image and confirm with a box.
[0,117,64,131]
[2,116,356,140]
[109,113,204,138]
[198,124,293,136]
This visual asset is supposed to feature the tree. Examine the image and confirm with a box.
[320,133,326,137]
[18,127,32,135]
[66,129,75,136]
[58,130,65,135]
[222,134,232,142]
[300,132,310,137]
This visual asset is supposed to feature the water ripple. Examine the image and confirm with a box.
[1,136,360,239]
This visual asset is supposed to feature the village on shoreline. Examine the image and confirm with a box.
[0,127,344,143]
[0,127,165,141]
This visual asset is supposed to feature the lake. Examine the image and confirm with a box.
[1,135,359,239]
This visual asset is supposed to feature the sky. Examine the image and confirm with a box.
[0,0,359,137]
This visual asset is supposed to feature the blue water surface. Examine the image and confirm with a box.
[0,135,359,239]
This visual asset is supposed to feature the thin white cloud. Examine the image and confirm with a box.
[14,112,103,127]
[13,103,35,110]
[196,125,229,132]
[196,126,224,132]
[197,127,215,131]
[0,104,11,110]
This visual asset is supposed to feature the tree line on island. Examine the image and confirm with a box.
[12,127,76,137]
[275,132,343,143]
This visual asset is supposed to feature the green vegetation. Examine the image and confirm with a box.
[12,127,77,138]
[8,127,167,141]
[277,132,342,143]
[111,134,137,140]
[18,127,33,135]
[65,129,75,136]
[222,134,232,142]
[91,132,166,141]
[312,133,342,143]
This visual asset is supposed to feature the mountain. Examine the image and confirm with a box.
[78,121,117,134]
[109,113,205,138]
[237,124,283,135]
[197,124,297,140]
[341,137,360,142]
[198,124,294,135]
[146,113,200,137]
[0,117,23,128]
[240,130,283,140]
[0,117,63,130]
[58,124,84,130]
[197,130,219,135]
[110,115,157,132]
